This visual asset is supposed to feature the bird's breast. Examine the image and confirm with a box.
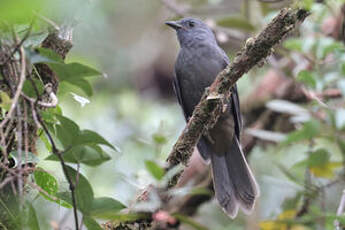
[175,46,225,116]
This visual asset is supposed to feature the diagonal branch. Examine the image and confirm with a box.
[165,8,310,187]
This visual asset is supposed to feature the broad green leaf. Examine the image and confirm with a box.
[145,160,165,180]
[68,79,93,97]
[89,197,126,219]
[56,125,74,148]
[27,47,64,64]
[283,120,320,144]
[297,70,316,88]
[33,168,71,208]
[83,216,103,230]
[48,62,101,82]
[75,130,115,150]
[64,165,94,214]
[0,91,11,111]
[55,115,80,148]
[55,115,80,134]
[45,145,111,166]
[35,48,64,63]
[22,78,45,98]
[34,168,58,196]
[217,17,255,31]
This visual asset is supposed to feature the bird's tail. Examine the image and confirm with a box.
[210,136,259,218]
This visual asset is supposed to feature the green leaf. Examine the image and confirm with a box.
[68,79,93,97]
[307,149,330,167]
[145,160,165,180]
[217,17,255,31]
[55,115,80,134]
[83,216,103,230]
[89,197,126,219]
[22,78,45,97]
[26,203,40,230]
[27,47,64,64]
[297,70,316,88]
[0,91,11,111]
[34,168,72,209]
[55,115,80,148]
[64,165,94,214]
[75,130,115,150]
[45,145,111,166]
[34,168,58,195]
[283,120,320,144]
[48,62,101,82]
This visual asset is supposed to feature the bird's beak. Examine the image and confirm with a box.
[165,21,182,30]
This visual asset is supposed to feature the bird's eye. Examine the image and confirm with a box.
[188,21,195,28]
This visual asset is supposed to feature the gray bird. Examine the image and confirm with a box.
[166,18,259,218]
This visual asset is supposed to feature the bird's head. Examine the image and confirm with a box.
[165,18,216,48]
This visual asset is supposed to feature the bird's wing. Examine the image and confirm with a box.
[173,72,189,120]
[221,49,243,139]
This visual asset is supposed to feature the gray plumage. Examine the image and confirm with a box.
[166,18,259,218]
